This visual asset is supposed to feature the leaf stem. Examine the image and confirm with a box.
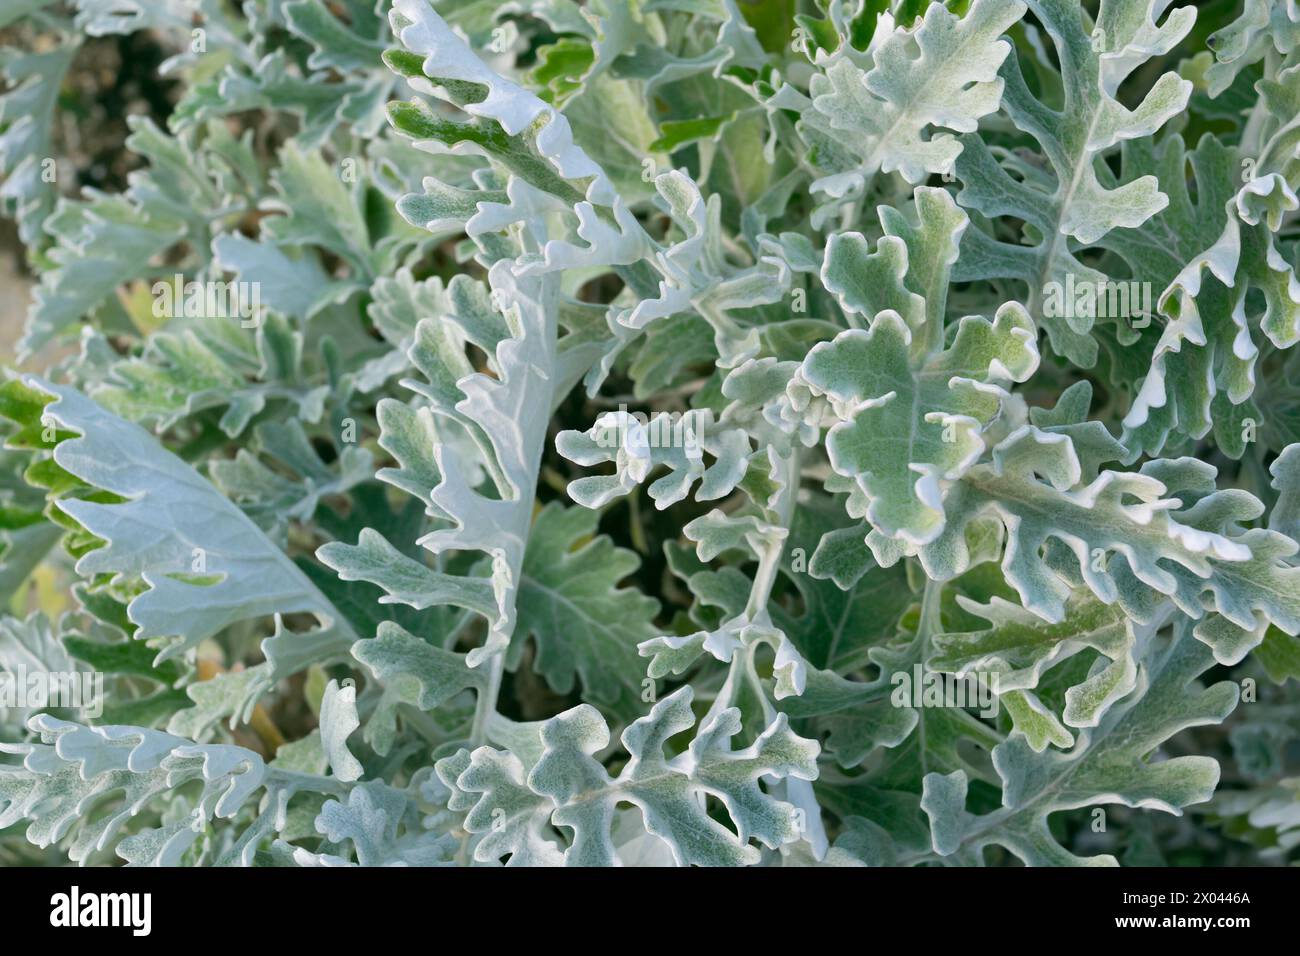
[469,654,504,749]
[704,447,803,730]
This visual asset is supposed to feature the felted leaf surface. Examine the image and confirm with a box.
[17,380,358,687]
[922,626,1238,865]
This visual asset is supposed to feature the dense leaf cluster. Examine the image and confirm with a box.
[0,0,1298,866]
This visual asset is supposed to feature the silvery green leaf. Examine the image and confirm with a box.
[1121,199,1299,460]
[211,234,361,320]
[1204,0,1300,96]
[1117,64,1300,455]
[351,621,486,753]
[557,408,749,508]
[0,39,77,245]
[319,265,561,664]
[387,0,625,207]
[173,50,364,149]
[166,665,270,740]
[452,746,566,865]
[641,608,809,700]
[1269,443,1300,543]
[18,115,267,357]
[0,1,56,29]
[71,0,202,36]
[801,302,1037,545]
[2,0,1293,870]
[1210,778,1300,857]
[319,678,364,782]
[209,419,373,542]
[513,503,659,706]
[0,713,347,864]
[775,503,915,673]
[285,0,387,76]
[953,0,1196,365]
[1079,135,1238,458]
[260,142,392,279]
[20,380,358,687]
[930,594,1136,745]
[782,0,1025,198]
[93,313,331,439]
[910,428,1300,635]
[0,613,89,731]
[312,780,459,866]
[21,193,184,359]
[921,625,1238,865]
[457,687,819,866]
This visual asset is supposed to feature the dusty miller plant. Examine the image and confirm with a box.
[0,0,1299,866]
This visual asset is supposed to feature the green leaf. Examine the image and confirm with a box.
[800,301,1037,544]
[514,503,659,707]
[922,625,1238,865]
[20,380,358,695]
[457,687,819,866]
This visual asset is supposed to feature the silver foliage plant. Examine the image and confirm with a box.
[0,0,1298,867]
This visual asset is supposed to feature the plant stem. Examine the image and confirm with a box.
[470,654,504,748]
[702,447,803,730]
[917,575,944,650]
